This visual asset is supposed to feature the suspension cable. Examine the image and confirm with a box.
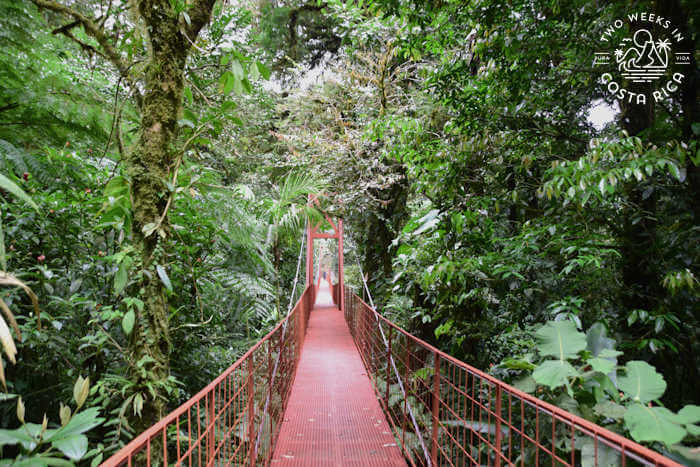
[255,227,306,453]
[353,251,432,466]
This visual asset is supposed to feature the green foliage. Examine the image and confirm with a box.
[0,0,113,151]
[498,320,700,458]
[0,378,103,465]
[370,5,699,459]
[624,405,687,446]
[535,321,587,360]
[618,361,667,404]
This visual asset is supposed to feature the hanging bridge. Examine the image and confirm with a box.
[102,203,679,467]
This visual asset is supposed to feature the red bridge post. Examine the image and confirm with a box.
[338,219,345,313]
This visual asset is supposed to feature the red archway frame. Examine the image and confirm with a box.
[306,194,344,312]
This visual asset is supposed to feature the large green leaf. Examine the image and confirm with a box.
[0,173,39,211]
[586,322,615,356]
[513,375,536,393]
[593,401,626,420]
[589,357,615,375]
[624,404,686,445]
[535,320,586,360]
[578,436,619,467]
[592,373,620,402]
[45,408,103,443]
[114,261,128,295]
[532,360,578,389]
[156,264,172,292]
[676,405,700,424]
[51,433,88,460]
[618,361,666,403]
[0,426,36,451]
[122,310,135,336]
[256,61,271,80]
[29,457,74,467]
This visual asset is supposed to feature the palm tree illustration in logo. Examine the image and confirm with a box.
[616,29,669,81]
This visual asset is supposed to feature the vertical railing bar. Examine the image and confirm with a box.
[207,389,214,463]
[431,351,440,465]
[570,423,575,466]
[469,372,475,458]
[508,392,513,463]
[477,378,483,466]
[247,355,256,466]
[386,326,392,408]
[461,368,466,465]
[520,400,524,467]
[162,425,167,466]
[187,406,192,467]
[402,345,408,457]
[266,338,272,463]
[595,434,599,466]
[176,414,181,463]
[197,399,201,467]
[495,384,502,467]
[551,415,556,467]
[535,408,540,466]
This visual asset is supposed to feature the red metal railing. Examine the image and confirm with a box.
[344,290,681,467]
[102,285,315,467]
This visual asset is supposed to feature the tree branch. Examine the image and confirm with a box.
[51,20,79,35]
[185,0,217,39]
[31,0,143,106]
[0,104,19,113]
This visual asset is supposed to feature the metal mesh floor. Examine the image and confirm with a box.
[272,288,406,466]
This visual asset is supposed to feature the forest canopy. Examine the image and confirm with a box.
[0,0,697,464]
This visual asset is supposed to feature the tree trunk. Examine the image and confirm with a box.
[123,0,214,430]
[616,15,658,314]
[363,162,409,295]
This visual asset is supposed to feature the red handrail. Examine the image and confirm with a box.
[343,290,681,467]
[102,282,681,466]
[101,285,315,467]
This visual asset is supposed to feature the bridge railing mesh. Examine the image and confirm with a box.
[102,285,315,467]
[344,290,679,467]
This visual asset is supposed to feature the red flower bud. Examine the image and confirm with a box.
[22,172,29,181]
[85,188,91,194]
[37,254,46,262]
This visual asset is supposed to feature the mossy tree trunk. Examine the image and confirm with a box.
[31,0,217,429]
[124,0,217,430]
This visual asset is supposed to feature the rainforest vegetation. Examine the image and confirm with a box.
[0,0,698,464]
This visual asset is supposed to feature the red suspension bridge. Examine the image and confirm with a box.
[102,202,680,467]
